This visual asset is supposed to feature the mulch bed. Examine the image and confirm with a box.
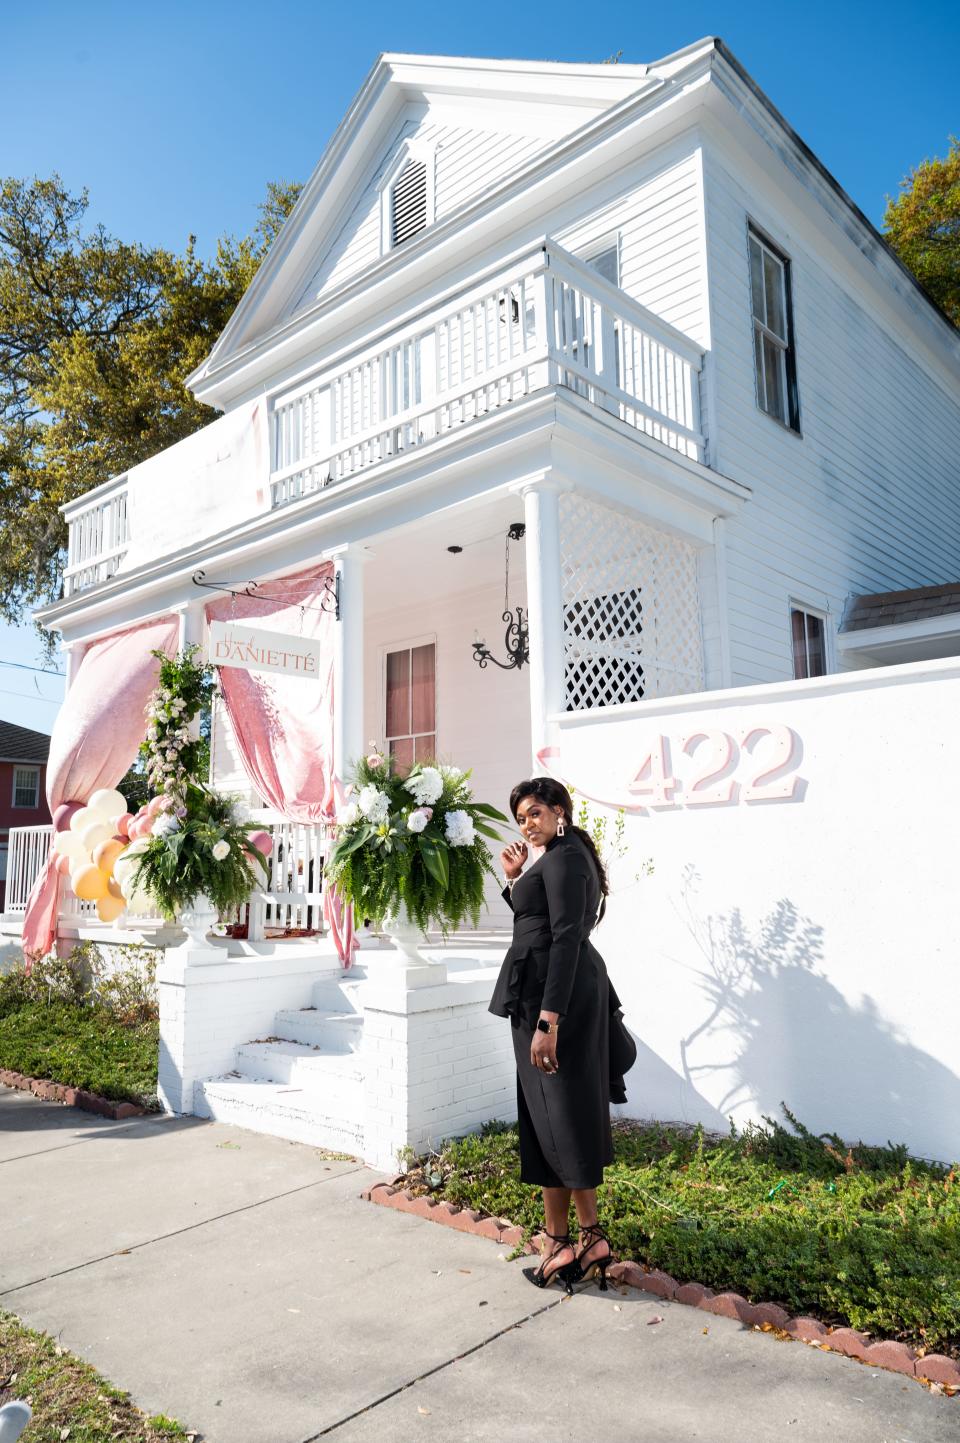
[361,1180,960,1396]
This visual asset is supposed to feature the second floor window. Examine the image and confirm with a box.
[13,766,40,808]
[791,607,825,679]
[749,227,799,432]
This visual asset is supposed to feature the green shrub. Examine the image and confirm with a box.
[405,1109,960,1357]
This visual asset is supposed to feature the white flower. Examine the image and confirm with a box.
[444,809,475,847]
[440,765,463,782]
[152,813,181,838]
[336,801,361,827]
[357,784,390,823]
[406,808,430,834]
[165,748,179,761]
[404,766,443,806]
[211,839,231,861]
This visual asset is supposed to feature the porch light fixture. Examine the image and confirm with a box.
[471,523,529,672]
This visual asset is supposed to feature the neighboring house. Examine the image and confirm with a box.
[14,40,960,1164]
[0,722,50,910]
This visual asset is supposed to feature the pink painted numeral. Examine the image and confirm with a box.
[627,735,677,806]
[740,724,800,801]
[683,730,736,804]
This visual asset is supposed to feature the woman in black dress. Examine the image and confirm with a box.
[489,777,627,1294]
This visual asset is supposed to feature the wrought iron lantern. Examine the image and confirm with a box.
[471,523,529,672]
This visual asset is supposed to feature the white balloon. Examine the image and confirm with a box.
[69,806,92,833]
[79,820,114,853]
[53,831,87,859]
[87,788,128,818]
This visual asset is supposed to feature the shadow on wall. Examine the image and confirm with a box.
[677,867,960,1161]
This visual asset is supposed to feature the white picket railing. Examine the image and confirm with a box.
[269,241,705,508]
[245,817,330,942]
[4,824,103,924]
[62,474,130,597]
[61,241,706,592]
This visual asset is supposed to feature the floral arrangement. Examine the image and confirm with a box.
[326,749,508,934]
[125,648,271,922]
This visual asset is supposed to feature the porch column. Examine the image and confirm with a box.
[62,642,80,693]
[173,600,208,742]
[513,477,572,764]
[323,544,373,779]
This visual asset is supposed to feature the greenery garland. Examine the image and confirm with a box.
[326,750,508,934]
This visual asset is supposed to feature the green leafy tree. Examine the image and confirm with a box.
[0,176,301,625]
[884,136,960,328]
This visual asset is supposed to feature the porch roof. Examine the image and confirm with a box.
[838,582,960,663]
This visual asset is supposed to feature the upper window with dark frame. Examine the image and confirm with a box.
[749,227,800,432]
[791,607,825,679]
[12,766,40,809]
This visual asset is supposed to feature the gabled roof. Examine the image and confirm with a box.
[0,720,50,763]
[185,45,706,400]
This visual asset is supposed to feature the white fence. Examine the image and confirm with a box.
[5,819,330,943]
[62,242,706,591]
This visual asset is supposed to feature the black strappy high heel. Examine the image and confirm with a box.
[572,1222,614,1291]
[522,1230,577,1294]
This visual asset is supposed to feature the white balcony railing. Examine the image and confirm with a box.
[61,242,706,593]
[270,241,706,508]
[62,474,130,598]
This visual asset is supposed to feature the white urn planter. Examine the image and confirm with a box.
[178,893,218,947]
[367,901,447,990]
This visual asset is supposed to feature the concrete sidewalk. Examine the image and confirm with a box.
[0,1086,953,1443]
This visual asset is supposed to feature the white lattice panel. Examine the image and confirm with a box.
[559,493,704,710]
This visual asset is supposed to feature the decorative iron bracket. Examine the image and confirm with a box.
[191,569,341,620]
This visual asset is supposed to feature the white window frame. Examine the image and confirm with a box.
[748,223,800,433]
[378,141,437,256]
[580,234,621,288]
[12,765,40,809]
[789,599,831,679]
[380,633,439,764]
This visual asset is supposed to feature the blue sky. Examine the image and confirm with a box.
[2,0,957,732]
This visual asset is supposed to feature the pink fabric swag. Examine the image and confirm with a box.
[21,615,179,961]
[205,563,356,964]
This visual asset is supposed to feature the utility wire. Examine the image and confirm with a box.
[0,659,65,678]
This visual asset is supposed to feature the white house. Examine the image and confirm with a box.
[6,40,960,1168]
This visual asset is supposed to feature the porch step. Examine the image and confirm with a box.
[272,1007,363,1052]
[311,975,367,1014]
[195,1076,363,1154]
[234,1040,363,1096]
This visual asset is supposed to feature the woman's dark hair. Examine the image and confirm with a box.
[509,776,609,921]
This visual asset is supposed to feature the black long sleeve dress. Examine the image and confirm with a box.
[488,829,624,1189]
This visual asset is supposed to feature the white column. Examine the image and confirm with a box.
[173,600,208,742]
[62,642,80,693]
[512,477,571,766]
[323,544,373,781]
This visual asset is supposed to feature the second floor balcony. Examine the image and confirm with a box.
[62,240,707,598]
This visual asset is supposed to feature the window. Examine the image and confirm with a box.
[12,766,40,808]
[385,642,436,770]
[791,608,826,679]
[749,227,799,431]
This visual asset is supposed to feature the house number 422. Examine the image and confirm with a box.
[627,725,802,807]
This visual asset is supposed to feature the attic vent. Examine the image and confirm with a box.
[391,159,428,247]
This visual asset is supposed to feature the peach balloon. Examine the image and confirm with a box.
[94,838,125,875]
[96,892,126,923]
[107,878,124,900]
[71,864,108,901]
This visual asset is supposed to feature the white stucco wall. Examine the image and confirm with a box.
[549,657,960,1163]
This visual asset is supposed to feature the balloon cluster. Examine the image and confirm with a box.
[51,789,166,922]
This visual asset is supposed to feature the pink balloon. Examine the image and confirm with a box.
[115,813,133,838]
[52,800,82,833]
[248,829,273,857]
[147,796,166,817]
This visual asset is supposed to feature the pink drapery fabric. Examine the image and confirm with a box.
[204,563,356,964]
[21,615,179,960]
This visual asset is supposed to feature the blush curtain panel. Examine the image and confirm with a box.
[204,562,356,964]
[21,616,180,960]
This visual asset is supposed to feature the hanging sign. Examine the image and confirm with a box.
[208,620,322,681]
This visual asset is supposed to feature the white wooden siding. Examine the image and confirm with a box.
[291,116,548,314]
[557,151,708,347]
[701,144,960,687]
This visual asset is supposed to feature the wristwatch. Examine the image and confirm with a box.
[536,1018,560,1035]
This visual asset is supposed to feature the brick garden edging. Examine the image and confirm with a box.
[361,1181,960,1394]
[0,1067,145,1120]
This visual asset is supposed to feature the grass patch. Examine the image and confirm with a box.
[0,946,159,1107]
[402,1109,960,1358]
[0,1311,190,1441]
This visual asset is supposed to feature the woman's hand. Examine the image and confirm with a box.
[530,1023,559,1074]
[501,840,528,879]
